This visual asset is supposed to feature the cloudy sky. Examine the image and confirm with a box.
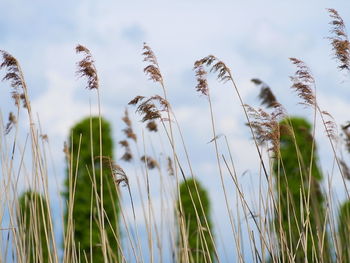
[1,0,350,262]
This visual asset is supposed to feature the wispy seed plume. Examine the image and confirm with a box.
[194,55,232,84]
[119,140,133,162]
[142,43,163,83]
[122,109,137,141]
[327,8,350,71]
[146,121,158,132]
[5,112,16,135]
[0,51,28,108]
[141,155,158,170]
[251,78,279,108]
[76,44,99,90]
[245,104,285,154]
[289,58,316,107]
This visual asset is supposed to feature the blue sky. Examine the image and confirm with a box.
[1,1,350,262]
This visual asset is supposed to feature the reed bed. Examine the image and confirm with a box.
[0,8,349,263]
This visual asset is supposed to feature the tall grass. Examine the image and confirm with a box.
[0,8,349,263]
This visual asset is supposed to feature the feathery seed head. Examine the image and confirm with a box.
[0,51,28,108]
[327,9,350,71]
[289,58,316,107]
[251,78,279,108]
[142,43,163,83]
[75,44,99,90]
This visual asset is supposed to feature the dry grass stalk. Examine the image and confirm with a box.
[327,8,350,71]
[75,45,99,90]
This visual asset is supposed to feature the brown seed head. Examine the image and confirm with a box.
[146,121,158,132]
[194,55,232,83]
[289,58,316,107]
[251,78,279,108]
[75,44,98,90]
[321,111,338,141]
[167,157,174,176]
[327,9,350,71]
[245,103,285,154]
[340,159,350,180]
[141,155,158,169]
[5,112,16,135]
[0,51,28,108]
[129,96,146,105]
[142,43,163,83]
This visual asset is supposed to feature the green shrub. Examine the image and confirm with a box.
[178,178,214,263]
[64,116,120,262]
[273,117,331,262]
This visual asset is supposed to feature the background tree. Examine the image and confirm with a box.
[18,190,52,263]
[64,116,120,262]
[178,178,214,263]
[337,200,350,262]
[273,117,331,262]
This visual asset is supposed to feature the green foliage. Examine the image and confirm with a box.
[64,116,119,262]
[273,117,331,262]
[178,178,214,263]
[18,190,52,263]
[338,200,350,262]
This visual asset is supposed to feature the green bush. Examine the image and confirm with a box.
[178,178,214,263]
[338,200,350,262]
[64,116,120,262]
[273,117,331,262]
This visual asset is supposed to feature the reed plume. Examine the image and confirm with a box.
[119,140,133,162]
[194,55,231,84]
[289,58,316,107]
[141,155,158,169]
[0,50,28,108]
[122,109,137,141]
[129,95,169,123]
[251,78,279,108]
[146,121,158,132]
[75,45,99,90]
[100,156,129,187]
[245,104,285,154]
[342,122,350,152]
[128,95,146,105]
[5,112,16,135]
[194,64,209,96]
[321,110,338,140]
[143,43,163,83]
[327,8,350,71]
[340,159,350,180]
